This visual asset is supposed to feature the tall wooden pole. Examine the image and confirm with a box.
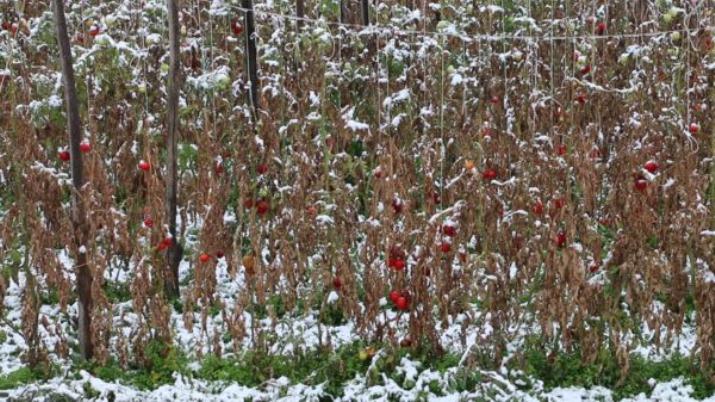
[361,0,369,25]
[165,0,181,298]
[340,0,345,25]
[243,0,260,111]
[296,0,305,29]
[51,0,93,360]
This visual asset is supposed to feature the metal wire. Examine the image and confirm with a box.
[220,4,709,42]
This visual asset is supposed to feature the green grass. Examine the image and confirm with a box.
[103,281,132,303]
[80,339,190,391]
[39,288,61,305]
[79,340,464,397]
[519,343,714,400]
[6,337,711,401]
[197,342,371,396]
[0,367,49,390]
[196,340,466,397]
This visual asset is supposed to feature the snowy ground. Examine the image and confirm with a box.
[0,213,708,402]
[1,258,711,401]
[1,0,713,399]
[3,361,713,401]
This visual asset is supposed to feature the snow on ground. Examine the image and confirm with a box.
[4,365,714,401]
[0,212,707,401]
[0,256,710,401]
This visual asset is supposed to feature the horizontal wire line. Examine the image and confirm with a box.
[221,4,712,42]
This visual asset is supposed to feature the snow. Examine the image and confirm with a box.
[701,270,715,284]
[326,291,339,304]
[382,89,410,110]
[0,205,710,402]
[343,106,370,132]
[1,0,713,400]
[316,214,334,225]
[47,95,63,107]
[208,0,230,16]
[187,66,233,91]
[482,5,504,13]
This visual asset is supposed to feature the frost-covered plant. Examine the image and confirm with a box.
[0,0,712,385]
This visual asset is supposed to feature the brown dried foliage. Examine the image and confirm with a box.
[0,0,712,382]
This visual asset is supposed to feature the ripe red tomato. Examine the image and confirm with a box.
[556,144,567,156]
[442,224,457,237]
[214,161,224,175]
[231,21,244,36]
[689,123,699,134]
[644,161,658,173]
[634,177,648,192]
[482,168,497,181]
[157,237,173,251]
[388,258,405,271]
[391,197,404,214]
[256,199,269,215]
[88,24,100,37]
[555,230,567,248]
[389,290,400,303]
[553,198,566,210]
[596,21,606,35]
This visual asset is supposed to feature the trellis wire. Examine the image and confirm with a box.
[221,4,710,42]
[212,1,711,154]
